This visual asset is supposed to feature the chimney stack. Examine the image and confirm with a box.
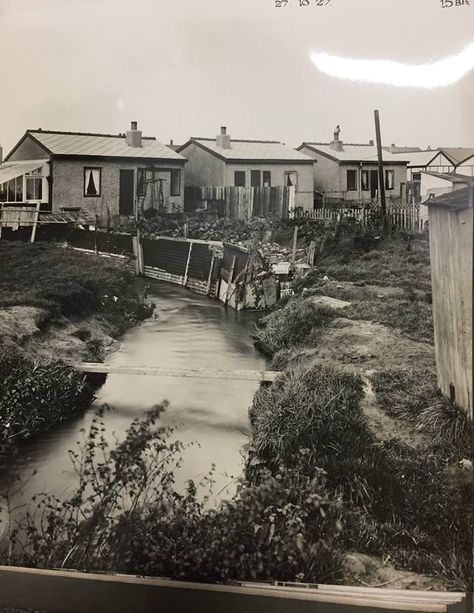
[331,125,343,152]
[216,126,231,149]
[126,121,142,147]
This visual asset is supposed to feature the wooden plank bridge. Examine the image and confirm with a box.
[76,363,281,383]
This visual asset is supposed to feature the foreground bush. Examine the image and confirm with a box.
[252,298,336,357]
[2,405,345,584]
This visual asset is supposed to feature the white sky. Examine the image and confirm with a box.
[0,0,473,153]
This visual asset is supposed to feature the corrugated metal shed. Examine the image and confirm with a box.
[301,143,409,163]
[186,138,313,162]
[0,160,49,183]
[27,130,185,161]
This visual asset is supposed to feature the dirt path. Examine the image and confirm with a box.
[304,314,436,448]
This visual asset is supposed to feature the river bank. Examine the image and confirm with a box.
[250,232,472,590]
[0,242,154,452]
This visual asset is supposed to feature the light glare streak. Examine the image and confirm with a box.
[309,44,474,88]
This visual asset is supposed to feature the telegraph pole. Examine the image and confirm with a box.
[374,109,387,232]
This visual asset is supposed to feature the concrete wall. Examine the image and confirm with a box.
[179,142,225,186]
[7,135,50,161]
[224,162,314,211]
[52,159,185,221]
[428,204,473,416]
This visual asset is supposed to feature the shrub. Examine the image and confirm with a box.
[252,298,337,357]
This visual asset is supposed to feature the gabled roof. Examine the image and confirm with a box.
[298,142,409,164]
[437,148,474,165]
[393,148,474,168]
[393,150,444,167]
[427,185,473,211]
[421,170,474,184]
[178,138,313,163]
[6,130,185,162]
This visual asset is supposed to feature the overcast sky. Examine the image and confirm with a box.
[0,0,472,154]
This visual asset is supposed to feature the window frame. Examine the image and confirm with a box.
[250,170,261,188]
[234,171,246,187]
[83,167,102,198]
[385,169,395,191]
[361,170,370,191]
[284,171,298,189]
[170,169,181,197]
[262,170,271,187]
[346,169,358,191]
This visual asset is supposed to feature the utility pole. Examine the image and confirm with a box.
[374,109,387,233]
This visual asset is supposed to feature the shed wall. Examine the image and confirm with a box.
[428,205,473,416]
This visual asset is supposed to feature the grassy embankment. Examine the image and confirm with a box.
[252,231,472,589]
[0,242,153,450]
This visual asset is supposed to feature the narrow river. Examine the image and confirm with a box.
[4,281,266,509]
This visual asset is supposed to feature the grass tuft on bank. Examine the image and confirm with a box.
[252,298,337,357]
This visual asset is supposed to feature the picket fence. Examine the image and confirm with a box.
[295,200,425,232]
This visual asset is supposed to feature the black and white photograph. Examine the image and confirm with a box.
[0,0,472,611]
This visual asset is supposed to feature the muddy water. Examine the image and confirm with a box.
[5,282,266,509]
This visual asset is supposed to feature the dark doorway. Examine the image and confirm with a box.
[119,169,134,215]
[370,170,378,199]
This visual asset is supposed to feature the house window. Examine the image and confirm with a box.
[385,169,394,190]
[263,171,271,187]
[251,170,261,188]
[3,177,23,202]
[284,171,298,188]
[170,169,181,196]
[84,168,101,197]
[26,176,42,200]
[361,170,369,191]
[234,171,246,187]
[347,169,357,191]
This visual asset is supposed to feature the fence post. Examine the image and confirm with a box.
[30,203,41,243]
[183,241,193,287]
[132,235,144,276]
[225,256,236,305]
[206,255,216,296]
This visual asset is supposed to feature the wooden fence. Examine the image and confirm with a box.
[184,186,294,219]
[296,200,425,232]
